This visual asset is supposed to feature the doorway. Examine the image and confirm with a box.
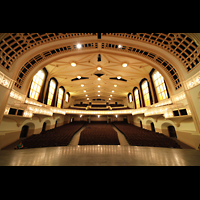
[151,122,155,132]
[20,125,29,138]
[41,122,46,134]
[140,120,143,128]
[168,126,177,138]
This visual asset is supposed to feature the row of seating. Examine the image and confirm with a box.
[23,122,86,148]
[79,122,120,145]
[113,122,181,148]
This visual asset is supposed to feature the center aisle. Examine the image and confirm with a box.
[78,122,120,145]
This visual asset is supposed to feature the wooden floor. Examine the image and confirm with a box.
[0,145,199,166]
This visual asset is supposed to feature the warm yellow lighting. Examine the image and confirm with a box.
[47,79,56,106]
[77,75,81,79]
[81,84,84,87]
[98,94,100,97]
[98,85,101,88]
[117,76,121,79]
[152,70,168,101]
[84,90,86,93]
[114,85,117,87]
[98,91,100,93]
[30,69,45,101]
[110,95,112,97]
[97,66,101,71]
[71,62,76,67]
[122,63,128,68]
[57,88,64,108]
[98,78,101,81]
[77,44,82,49]
[112,90,114,93]
[141,80,151,106]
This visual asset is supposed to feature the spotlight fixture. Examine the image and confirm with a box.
[97,66,102,71]
[98,94,100,97]
[81,84,84,87]
[86,95,88,97]
[118,45,122,48]
[110,95,112,97]
[98,91,100,93]
[112,90,114,93]
[117,76,121,79]
[114,85,117,87]
[71,62,76,67]
[98,85,101,88]
[77,44,82,49]
[77,75,81,79]
[84,90,86,93]
[98,78,101,81]
[122,63,128,68]
[109,98,111,100]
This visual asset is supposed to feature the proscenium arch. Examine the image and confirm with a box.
[1,33,199,75]
[15,44,182,91]
[5,33,197,94]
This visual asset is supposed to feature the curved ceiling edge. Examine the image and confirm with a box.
[13,41,182,91]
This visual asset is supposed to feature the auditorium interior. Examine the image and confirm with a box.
[0,33,200,166]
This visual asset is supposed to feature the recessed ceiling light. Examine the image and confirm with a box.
[98,85,101,88]
[98,94,100,97]
[86,95,88,97]
[114,85,117,87]
[117,76,121,79]
[81,84,84,87]
[98,78,101,81]
[109,98,111,100]
[97,66,101,71]
[110,95,112,97]
[77,44,82,49]
[84,90,86,93]
[87,98,89,100]
[122,63,128,67]
[77,75,81,79]
[112,90,114,93]
[118,45,122,48]
[98,91,100,93]
[71,62,76,67]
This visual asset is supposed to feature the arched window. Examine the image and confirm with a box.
[134,88,141,109]
[29,69,45,101]
[47,79,56,106]
[141,80,151,107]
[57,87,64,108]
[128,93,133,103]
[152,70,169,101]
[65,93,69,103]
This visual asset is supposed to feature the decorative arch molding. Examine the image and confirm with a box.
[1,33,199,91]
[1,33,199,72]
[13,42,182,91]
